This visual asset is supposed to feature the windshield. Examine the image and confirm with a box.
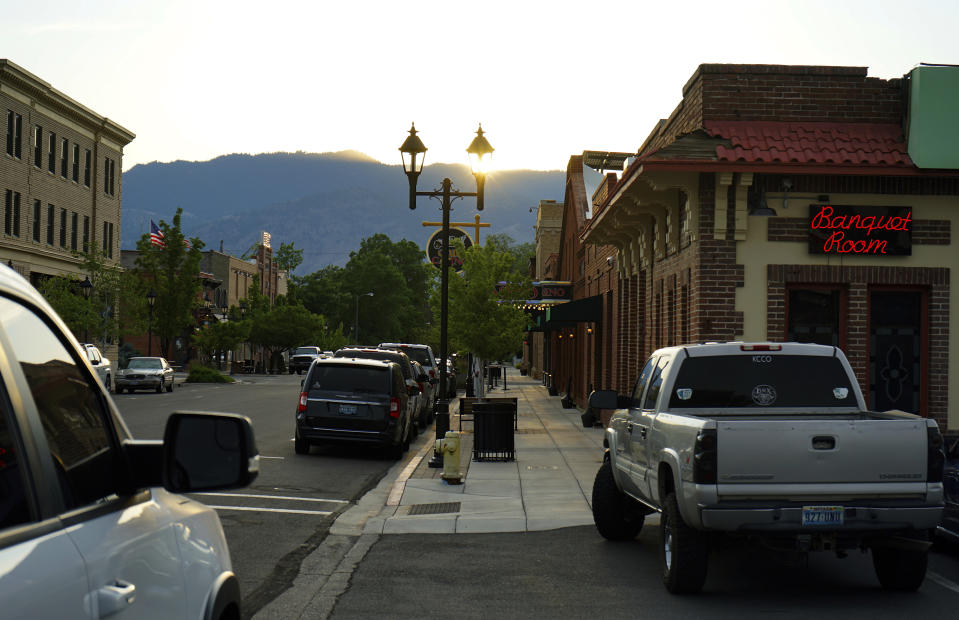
[295,347,319,356]
[667,355,855,408]
[128,358,162,370]
[309,365,389,393]
[385,346,430,366]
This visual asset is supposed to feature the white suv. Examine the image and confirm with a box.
[0,265,259,619]
[80,342,112,393]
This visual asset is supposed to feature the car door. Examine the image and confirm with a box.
[0,355,90,619]
[613,357,656,498]
[0,295,187,619]
[632,356,670,500]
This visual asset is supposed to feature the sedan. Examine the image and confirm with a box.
[116,356,175,393]
[939,434,959,542]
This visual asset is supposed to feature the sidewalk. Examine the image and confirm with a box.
[347,367,606,535]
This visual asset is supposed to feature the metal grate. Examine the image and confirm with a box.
[407,502,461,516]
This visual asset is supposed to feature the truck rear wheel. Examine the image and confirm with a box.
[591,460,644,541]
[660,491,709,594]
[872,544,928,591]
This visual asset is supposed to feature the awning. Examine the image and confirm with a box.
[546,295,603,327]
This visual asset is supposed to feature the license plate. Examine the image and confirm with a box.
[339,404,357,415]
[801,505,844,526]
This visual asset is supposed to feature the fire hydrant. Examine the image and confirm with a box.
[434,431,462,484]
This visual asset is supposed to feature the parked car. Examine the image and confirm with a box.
[410,360,433,425]
[590,342,944,594]
[289,346,324,374]
[939,434,959,543]
[0,263,259,618]
[81,343,112,393]
[115,356,175,393]
[294,357,414,459]
[378,342,439,411]
[335,347,426,428]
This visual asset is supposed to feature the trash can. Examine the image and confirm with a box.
[472,401,516,462]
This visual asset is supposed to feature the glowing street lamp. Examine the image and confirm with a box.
[399,123,493,467]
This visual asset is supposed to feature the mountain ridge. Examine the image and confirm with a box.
[121,151,564,274]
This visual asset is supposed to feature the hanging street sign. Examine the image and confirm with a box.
[426,227,473,271]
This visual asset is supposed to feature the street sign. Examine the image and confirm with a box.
[426,228,473,271]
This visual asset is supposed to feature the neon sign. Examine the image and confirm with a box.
[808,205,912,256]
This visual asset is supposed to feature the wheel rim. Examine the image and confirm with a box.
[663,515,674,571]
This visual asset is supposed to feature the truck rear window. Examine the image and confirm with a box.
[668,355,855,408]
[309,365,388,393]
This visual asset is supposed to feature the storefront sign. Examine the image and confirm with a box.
[426,228,473,271]
[808,205,912,256]
[529,281,572,303]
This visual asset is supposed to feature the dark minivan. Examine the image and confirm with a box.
[294,358,414,459]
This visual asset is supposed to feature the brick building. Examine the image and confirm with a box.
[1,59,134,362]
[573,63,958,430]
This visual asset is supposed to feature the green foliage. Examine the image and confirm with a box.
[37,275,99,342]
[132,208,205,358]
[275,241,304,276]
[248,303,327,358]
[186,365,234,383]
[192,319,250,365]
[446,238,530,362]
[294,234,432,345]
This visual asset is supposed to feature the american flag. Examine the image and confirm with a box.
[150,220,166,248]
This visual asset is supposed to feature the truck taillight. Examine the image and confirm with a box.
[740,344,782,351]
[297,392,308,413]
[429,368,436,378]
[927,426,945,483]
[389,397,400,418]
[693,429,718,484]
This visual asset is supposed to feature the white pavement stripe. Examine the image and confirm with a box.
[195,492,349,504]
[207,505,333,516]
[927,571,959,595]
[259,456,284,460]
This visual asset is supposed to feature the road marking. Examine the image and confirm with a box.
[260,455,284,460]
[927,571,959,595]
[207,505,333,516]
[195,492,349,504]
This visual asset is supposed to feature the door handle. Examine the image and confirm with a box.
[97,580,136,617]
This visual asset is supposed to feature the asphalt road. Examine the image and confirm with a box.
[113,372,407,618]
[331,525,959,619]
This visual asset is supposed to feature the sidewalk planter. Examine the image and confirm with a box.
[471,401,516,462]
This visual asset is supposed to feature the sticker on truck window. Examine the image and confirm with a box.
[676,388,693,400]
[833,387,849,400]
[751,384,777,406]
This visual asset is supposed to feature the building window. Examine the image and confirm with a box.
[4,190,12,235]
[104,157,116,196]
[59,208,67,248]
[60,138,68,178]
[71,212,78,250]
[84,149,91,187]
[46,204,54,245]
[33,125,43,167]
[72,144,80,182]
[6,110,22,158]
[786,287,844,347]
[32,200,41,242]
[47,132,56,173]
[102,221,114,257]
[82,215,89,252]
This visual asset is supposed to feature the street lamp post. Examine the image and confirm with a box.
[400,123,493,468]
[79,276,93,342]
[146,290,157,356]
[354,292,374,344]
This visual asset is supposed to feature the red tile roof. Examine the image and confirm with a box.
[704,121,913,167]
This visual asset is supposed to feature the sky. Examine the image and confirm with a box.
[3,0,958,173]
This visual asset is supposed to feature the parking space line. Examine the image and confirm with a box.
[195,492,349,504]
[927,571,959,595]
[207,505,333,516]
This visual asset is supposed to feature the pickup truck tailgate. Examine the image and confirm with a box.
[717,417,928,485]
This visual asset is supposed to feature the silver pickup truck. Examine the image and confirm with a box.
[589,342,945,594]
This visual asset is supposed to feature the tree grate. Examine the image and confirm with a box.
[407,502,461,516]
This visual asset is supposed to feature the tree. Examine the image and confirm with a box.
[37,275,99,341]
[446,239,530,396]
[275,241,304,276]
[248,304,326,371]
[193,319,250,369]
[132,208,205,360]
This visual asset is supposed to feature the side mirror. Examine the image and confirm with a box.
[162,412,259,493]
[588,389,620,410]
